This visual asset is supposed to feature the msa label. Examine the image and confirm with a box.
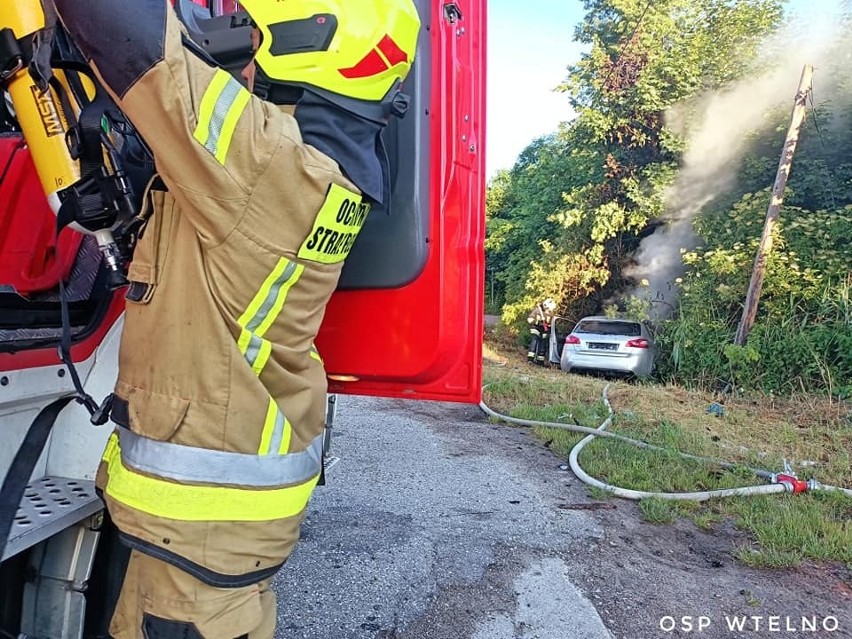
[30,86,65,137]
[298,183,371,264]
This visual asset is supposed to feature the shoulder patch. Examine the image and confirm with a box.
[298,184,371,264]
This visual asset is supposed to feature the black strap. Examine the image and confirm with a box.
[0,396,73,561]
[27,41,120,423]
[0,28,23,81]
[46,60,118,189]
[27,0,60,91]
[50,70,119,422]
[48,61,138,244]
[58,280,113,424]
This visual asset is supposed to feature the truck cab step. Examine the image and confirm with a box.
[2,476,101,562]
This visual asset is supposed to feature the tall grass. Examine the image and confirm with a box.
[655,279,852,397]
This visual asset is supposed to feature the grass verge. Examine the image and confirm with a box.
[482,337,852,568]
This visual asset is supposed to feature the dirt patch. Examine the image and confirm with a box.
[565,501,852,638]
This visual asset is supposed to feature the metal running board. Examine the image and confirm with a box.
[3,476,101,561]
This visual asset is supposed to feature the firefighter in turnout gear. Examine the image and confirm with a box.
[49,0,420,637]
[527,298,556,365]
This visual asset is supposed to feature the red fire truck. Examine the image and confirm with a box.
[0,0,484,635]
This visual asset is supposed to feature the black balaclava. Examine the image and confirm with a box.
[258,75,397,216]
[293,91,390,215]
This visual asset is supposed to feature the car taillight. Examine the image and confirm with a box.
[626,338,649,349]
[566,335,581,345]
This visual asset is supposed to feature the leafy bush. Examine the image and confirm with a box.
[653,198,851,395]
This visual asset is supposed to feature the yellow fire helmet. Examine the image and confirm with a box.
[238,0,421,121]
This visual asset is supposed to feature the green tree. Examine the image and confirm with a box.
[486,0,785,331]
[655,12,852,395]
[486,0,852,395]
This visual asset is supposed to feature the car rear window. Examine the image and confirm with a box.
[575,320,641,336]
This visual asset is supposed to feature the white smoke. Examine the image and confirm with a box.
[625,13,848,320]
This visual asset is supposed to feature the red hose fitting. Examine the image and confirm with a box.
[775,473,809,494]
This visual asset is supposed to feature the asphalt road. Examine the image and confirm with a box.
[271,395,614,639]
[271,395,852,639]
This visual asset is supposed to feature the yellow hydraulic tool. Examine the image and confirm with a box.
[1,0,79,209]
[1,0,138,288]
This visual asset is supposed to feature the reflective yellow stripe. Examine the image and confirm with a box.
[239,259,289,327]
[193,71,229,147]
[237,258,303,376]
[236,259,303,454]
[237,328,252,354]
[102,429,118,462]
[252,341,272,375]
[258,398,276,455]
[103,434,318,522]
[258,397,293,455]
[238,259,303,338]
[193,69,250,165]
[215,89,250,165]
[238,330,272,376]
[254,263,303,337]
[309,344,323,363]
[278,416,292,455]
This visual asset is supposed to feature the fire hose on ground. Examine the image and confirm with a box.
[479,384,852,502]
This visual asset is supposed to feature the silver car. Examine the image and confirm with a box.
[559,316,655,377]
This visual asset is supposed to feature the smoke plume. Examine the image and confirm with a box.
[625,11,849,320]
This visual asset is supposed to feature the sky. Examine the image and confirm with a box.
[485,0,584,178]
[485,0,846,180]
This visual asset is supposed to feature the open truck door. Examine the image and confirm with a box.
[320,0,486,403]
[0,0,484,633]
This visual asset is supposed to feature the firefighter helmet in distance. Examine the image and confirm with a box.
[237,0,421,107]
[543,299,557,311]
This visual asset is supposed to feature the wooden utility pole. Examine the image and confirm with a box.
[734,64,813,346]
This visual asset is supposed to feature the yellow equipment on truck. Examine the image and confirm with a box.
[1,0,144,289]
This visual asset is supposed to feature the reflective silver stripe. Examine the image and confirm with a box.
[244,333,265,367]
[202,79,242,157]
[245,261,299,333]
[266,405,287,455]
[117,427,323,487]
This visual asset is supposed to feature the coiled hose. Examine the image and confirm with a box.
[479,384,852,501]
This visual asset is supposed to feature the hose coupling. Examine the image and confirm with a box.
[774,473,809,494]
